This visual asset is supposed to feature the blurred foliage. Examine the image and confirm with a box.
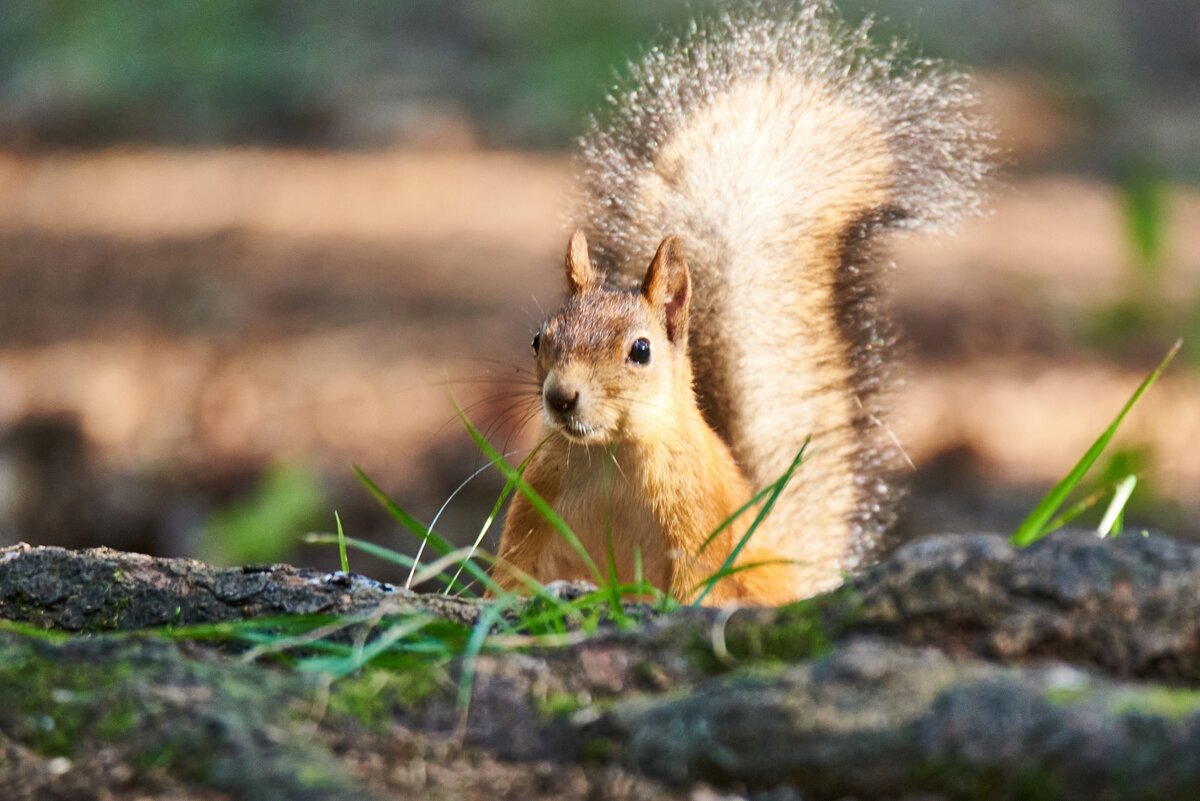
[0,0,1196,177]
[200,464,325,566]
[0,1,350,144]
[1084,152,1197,363]
[1120,156,1167,272]
[1084,299,1165,355]
[0,0,691,148]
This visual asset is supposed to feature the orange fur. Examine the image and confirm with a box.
[494,234,798,605]
[493,3,990,604]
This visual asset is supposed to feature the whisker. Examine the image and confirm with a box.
[411,446,532,590]
[431,391,538,440]
[441,376,540,387]
[450,356,538,376]
[608,447,628,480]
[501,402,544,456]
[482,398,541,448]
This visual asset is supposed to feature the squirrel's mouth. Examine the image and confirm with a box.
[550,414,612,445]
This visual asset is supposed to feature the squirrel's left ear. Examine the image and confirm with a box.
[642,235,691,344]
[565,229,598,294]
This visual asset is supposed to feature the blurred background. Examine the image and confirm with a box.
[0,0,1197,579]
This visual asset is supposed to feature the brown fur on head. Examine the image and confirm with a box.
[533,231,693,446]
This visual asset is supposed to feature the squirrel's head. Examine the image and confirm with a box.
[532,230,692,446]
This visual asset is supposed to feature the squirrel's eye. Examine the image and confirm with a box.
[531,331,541,354]
[628,337,651,365]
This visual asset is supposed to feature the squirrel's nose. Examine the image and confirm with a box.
[545,384,580,414]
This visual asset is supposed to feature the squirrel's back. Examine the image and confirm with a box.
[574,1,991,593]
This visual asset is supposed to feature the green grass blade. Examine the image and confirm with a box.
[602,529,624,619]
[456,598,508,723]
[240,611,385,664]
[305,532,416,568]
[633,545,645,595]
[351,465,497,596]
[697,475,785,554]
[455,403,602,585]
[696,436,812,556]
[1040,474,1136,535]
[353,464,434,543]
[693,441,809,606]
[447,546,609,636]
[689,558,794,596]
[304,533,462,594]
[169,615,341,636]
[0,619,71,642]
[1012,339,1181,547]
[423,447,536,592]
[334,510,349,573]
[600,444,628,617]
[434,469,588,631]
[297,614,433,678]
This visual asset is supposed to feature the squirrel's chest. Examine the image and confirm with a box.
[549,462,672,585]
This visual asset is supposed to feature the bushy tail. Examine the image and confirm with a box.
[574,1,992,594]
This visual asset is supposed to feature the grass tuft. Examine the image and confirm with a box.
[1012,339,1181,547]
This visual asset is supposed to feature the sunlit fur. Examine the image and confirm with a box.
[495,1,991,603]
[573,2,992,596]
[494,235,796,604]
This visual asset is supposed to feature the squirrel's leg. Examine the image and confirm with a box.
[491,493,556,594]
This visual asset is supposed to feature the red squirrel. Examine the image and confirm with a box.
[493,1,991,604]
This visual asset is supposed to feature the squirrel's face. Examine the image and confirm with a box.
[534,291,674,445]
[532,231,692,447]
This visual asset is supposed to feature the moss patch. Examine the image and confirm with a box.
[536,690,589,719]
[687,587,857,672]
[910,758,1066,801]
[1046,682,1200,720]
[1109,686,1200,720]
[0,629,366,800]
[326,660,450,733]
[0,635,138,757]
[1043,685,1092,706]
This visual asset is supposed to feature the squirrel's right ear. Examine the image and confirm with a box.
[565,229,598,294]
[642,235,691,344]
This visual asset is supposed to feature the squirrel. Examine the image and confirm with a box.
[492,1,991,605]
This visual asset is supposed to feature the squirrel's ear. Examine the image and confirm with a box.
[642,235,691,344]
[565,229,598,294]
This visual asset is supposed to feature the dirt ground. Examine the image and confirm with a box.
[0,148,1197,566]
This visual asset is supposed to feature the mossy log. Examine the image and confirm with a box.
[2,531,1199,800]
